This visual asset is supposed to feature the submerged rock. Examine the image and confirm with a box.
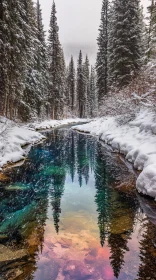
[5,183,31,191]
[110,214,133,235]
[5,268,24,280]
[59,237,72,248]
[63,260,91,279]
[0,235,8,242]
[0,172,9,182]
[0,244,28,267]
[115,179,136,194]
[84,254,95,264]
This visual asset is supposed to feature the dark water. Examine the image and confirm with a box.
[0,128,156,280]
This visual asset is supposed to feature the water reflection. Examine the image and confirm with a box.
[0,129,156,280]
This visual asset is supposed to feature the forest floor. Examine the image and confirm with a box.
[74,109,156,200]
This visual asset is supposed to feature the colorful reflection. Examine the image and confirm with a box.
[0,129,156,280]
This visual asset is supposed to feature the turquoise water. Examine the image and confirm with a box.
[0,128,156,280]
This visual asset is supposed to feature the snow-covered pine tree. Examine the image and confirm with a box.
[77,50,85,118]
[83,55,90,117]
[36,0,49,119]
[60,47,66,117]
[65,66,70,112]
[48,1,65,119]
[147,0,156,60]
[96,0,109,105]
[18,0,41,121]
[68,56,75,113]
[0,0,10,116]
[139,6,148,62]
[0,0,30,119]
[108,0,143,89]
[90,66,98,117]
[0,0,49,121]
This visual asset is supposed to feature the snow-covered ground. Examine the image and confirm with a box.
[73,110,156,200]
[0,117,45,169]
[27,118,90,130]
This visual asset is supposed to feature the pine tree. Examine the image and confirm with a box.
[96,0,109,104]
[36,0,49,119]
[19,0,41,121]
[0,0,28,119]
[76,133,89,187]
[70,132,76,182]
[68,56,75,113]
[60,47,66,116]
[64,66,70,114]
[108,0,143,88]
[0,0,11,116]
[83,55,90,117]
[77,50,85,118]
[0,0,49,121]
[90,66,98,117]
[109,234,128,278]
[48,1,65,120]
[139,6,148,61]
[147,0,156,60]
[138,220,156,279]
[94,144,111,247]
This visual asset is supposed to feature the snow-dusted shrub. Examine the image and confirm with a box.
[99,59,156,117]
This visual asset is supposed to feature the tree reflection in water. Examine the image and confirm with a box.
[0,129,156,280]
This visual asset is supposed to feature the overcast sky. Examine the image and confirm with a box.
[39,0,149,64]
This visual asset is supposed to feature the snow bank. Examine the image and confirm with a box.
[0,119,44,169]
[73,110,156,199]
[28,118,90,131]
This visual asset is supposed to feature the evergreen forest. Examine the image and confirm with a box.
[0,0,156,121]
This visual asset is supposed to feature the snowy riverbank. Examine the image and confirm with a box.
[27,118,90,131]
[0,118,90,170]
[0,117,45,170]
[73,110,156,200]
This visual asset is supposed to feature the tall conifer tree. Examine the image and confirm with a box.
[96,0,109,104]
[0,0,11,116]
[83,55,90,117]
[68,56,75,112]
[20,0,41,121]
[108,0,143,88]
[147,0,156,60]
[48,1,65,119]
[77,50,85,118]
[90,66,97,117]
[36,0,49,118]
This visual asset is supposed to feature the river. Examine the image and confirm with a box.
[0,127,156,280]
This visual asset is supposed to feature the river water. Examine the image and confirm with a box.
[0,128,156,280]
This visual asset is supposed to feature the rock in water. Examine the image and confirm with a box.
[0,245,28,267]
[63,260,91,279]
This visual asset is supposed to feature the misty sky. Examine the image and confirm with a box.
[39,0,149,64]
